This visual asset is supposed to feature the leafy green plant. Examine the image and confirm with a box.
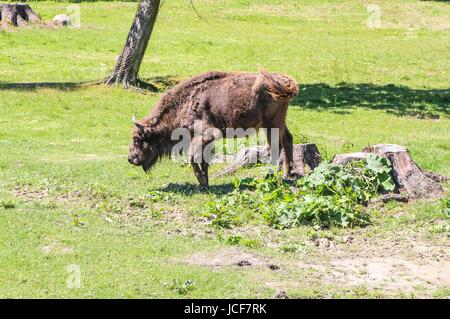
[205,198,237,229]
[365,154,396,192]
[205,187,258,228]
[217,234,261,248]
[223,234,242,245]
[169,279,196,295]
[147,191,176,204]
[279,243,305,253]
[1,199,16,209]
[205,156,395,229]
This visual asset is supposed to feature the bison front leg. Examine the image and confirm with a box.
[189,136,209,187]
[191,162,208,187]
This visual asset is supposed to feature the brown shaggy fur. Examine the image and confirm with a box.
[128,70,298,186]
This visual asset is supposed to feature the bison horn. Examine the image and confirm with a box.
[132,115,144,130]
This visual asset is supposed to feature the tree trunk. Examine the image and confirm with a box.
[363,144,444,199]
[0,3,40,27]
[105,0,160,88]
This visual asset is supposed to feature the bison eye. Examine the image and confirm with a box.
[133,138,142,147]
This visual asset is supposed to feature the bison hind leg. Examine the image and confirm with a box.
[201,162,209,186]
[281,127,294,177]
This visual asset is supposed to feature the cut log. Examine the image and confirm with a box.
[363,144,444,199]
[214,146,271,177]
[0,3,40,27]
[332,152,369,165]
[215,143,321,177]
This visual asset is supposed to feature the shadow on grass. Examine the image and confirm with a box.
[0,76,180,92]
[159,182,235,196]
[0,82,83,91]
[1,80,447,118]
[292,83,449,118]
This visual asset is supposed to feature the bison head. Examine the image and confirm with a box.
[128,116,160,172]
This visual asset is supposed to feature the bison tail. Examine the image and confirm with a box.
[260,70,298,100]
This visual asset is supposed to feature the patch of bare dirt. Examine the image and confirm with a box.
[12,185,82,203]
[40,239,74,256]
[208,224,448,297]
[185,247,273,268]
[12,186,49,200]
[293,233,450,295]
[320,256,450,292]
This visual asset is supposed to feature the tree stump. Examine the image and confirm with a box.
[279,143,322,175]
[0,3,40,27]
[52,14,71,27]
[363,144,444,199]
[215,143,321,177]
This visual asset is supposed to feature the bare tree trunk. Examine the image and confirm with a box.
[105,0,160,88]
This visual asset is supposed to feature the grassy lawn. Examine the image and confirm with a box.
[0,0,449,298]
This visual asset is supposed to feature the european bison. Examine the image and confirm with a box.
[128,70,298,187]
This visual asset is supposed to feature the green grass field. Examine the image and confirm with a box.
[0,0,449,298]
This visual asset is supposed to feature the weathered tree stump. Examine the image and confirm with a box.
[279,143,322,175]
[363,144,444,199]
[0,3,40,27]
[215,143,321,177]
[52,14,71,27]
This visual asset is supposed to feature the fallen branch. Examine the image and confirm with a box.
[369,193,409,204]
[214,146,270,177]
[215,143,321,177]
[332,152,368,165]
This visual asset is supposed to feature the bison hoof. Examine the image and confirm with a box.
[197,177,209,189]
